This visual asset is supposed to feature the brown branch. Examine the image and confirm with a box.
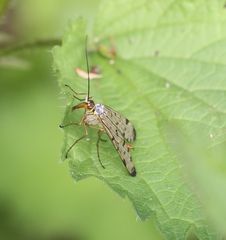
[0,38,62,56]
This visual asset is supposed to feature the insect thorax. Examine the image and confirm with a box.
[84,103,105,126]
[94,103,104,115]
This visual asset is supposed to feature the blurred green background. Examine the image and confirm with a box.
[0,1,162,239]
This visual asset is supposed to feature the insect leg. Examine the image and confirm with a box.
[59,115,85,128]
[64,84,86,101]
[96,130,106,169]
[126,143,134,151]
[65,84,86,95]
[65,123,88,158]
[59,122,79,128]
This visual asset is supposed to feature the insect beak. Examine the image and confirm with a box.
[72,102,87,111]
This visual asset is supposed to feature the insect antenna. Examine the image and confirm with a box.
[85,35,91,100]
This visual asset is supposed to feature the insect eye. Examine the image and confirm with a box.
[87,100,95,109]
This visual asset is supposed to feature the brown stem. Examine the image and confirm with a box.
[0,39,62,56]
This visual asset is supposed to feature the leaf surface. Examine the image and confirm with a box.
[53,1,226,239]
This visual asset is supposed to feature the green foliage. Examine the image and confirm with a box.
[0,0,8,16]
[53,0,226,239]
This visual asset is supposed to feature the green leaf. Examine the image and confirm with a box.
[53,1,226,239]
[0,0,8,16]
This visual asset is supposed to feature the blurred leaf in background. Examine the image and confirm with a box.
[0,0,162,240]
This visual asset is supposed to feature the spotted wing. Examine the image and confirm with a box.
[103,105,136,142]
[98,106,136,176]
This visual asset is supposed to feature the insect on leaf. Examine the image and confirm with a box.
[53,1,226,238]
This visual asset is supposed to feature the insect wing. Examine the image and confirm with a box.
[103,106,136,142]
[98,106,136,176]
